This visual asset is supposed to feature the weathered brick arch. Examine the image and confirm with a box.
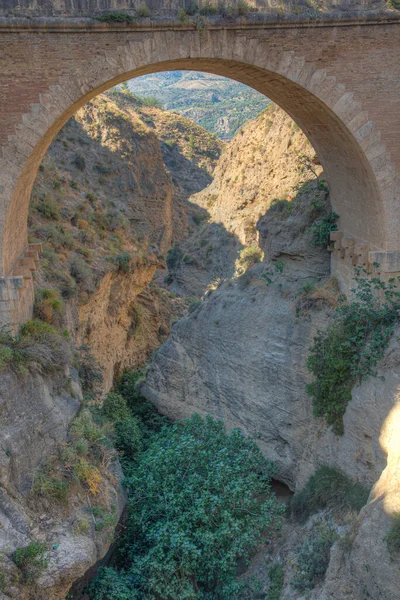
[0,22,399,324]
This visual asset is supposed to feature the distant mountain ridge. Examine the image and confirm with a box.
[127,71,270,138]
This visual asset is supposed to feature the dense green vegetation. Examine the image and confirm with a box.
[291,522,337,592]
[12,542,48,584]
[307,268,400,434]
[267,564,284,600]
[88,372,284,599]
[291,466,370,523]
[385,514,400,555]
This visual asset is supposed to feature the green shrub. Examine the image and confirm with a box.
[166,244,183,271]
[268,563,284,600]
[200,0,218,15]
[115,369,144,403]
[178,7,190,21]
[188,298,202,314]
[236,0,251,15]
[311,212,339,247]
[291,522,337,592]
[184,2,199,15]
[33,288,63,325]
[73,153,86,170]
[68,255,95,293]
[95,12,136,23]
[33,472,69,505]
[269,198,293,218]
[236,244,264,273]
[307,268,400,434]
[385,514,400,555]
[114,416,142,460]
[0,572,5,592]
[12,542,48,584]
[136,3,150,17]
[102,392,130,422]
[76,345,103,397]
[115,369,170,435]
[34,195,61,220]
[291,466,370,523]
[91,414,284,599]
[389,0,400,8]
[109,252,131,273]
[40,224,76,251]
[193,212,208,225]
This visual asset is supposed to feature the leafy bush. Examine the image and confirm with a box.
[91,414,284,599]
[68,255,95,293]
[311,212,339,247]
[76,345,103,397]
[114,416,142,460]
[38,224,76,251]
[236,0,251,15]
[385,514,400,555]
[109,252,131,273]
[166,244,183,271]
[193,212,208,225]
[102,392,130,422]
[268,563,284,600]
[200,0,218,15]
[73,153,86,170]
[291,522,337,592]
[95,12,136,23]
[307,269,400,434]
[291,466,370,523]
[236,244,264,273]
[12,542,48,583]
[33,288,63,325]
[34,194,61,220]
[33,472,69,505]
[136,3,150,17]
[269,198,293,218]
[115,369,144,404]
[115,369,170,434]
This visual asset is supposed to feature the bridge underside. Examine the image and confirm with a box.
[0,17,399,326]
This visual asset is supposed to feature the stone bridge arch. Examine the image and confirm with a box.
[0,20,399,325]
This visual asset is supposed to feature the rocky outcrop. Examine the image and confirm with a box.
[0,368,125,600]
[74,263,187,391]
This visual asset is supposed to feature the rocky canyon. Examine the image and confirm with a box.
[0,85,399,600]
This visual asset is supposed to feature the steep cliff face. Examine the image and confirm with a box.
[30,89,220,392]
[192,105,321,246]
[165,106,325,298]
[0,366,125,600]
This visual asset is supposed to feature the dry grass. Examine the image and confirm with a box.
[296,277,344,314]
